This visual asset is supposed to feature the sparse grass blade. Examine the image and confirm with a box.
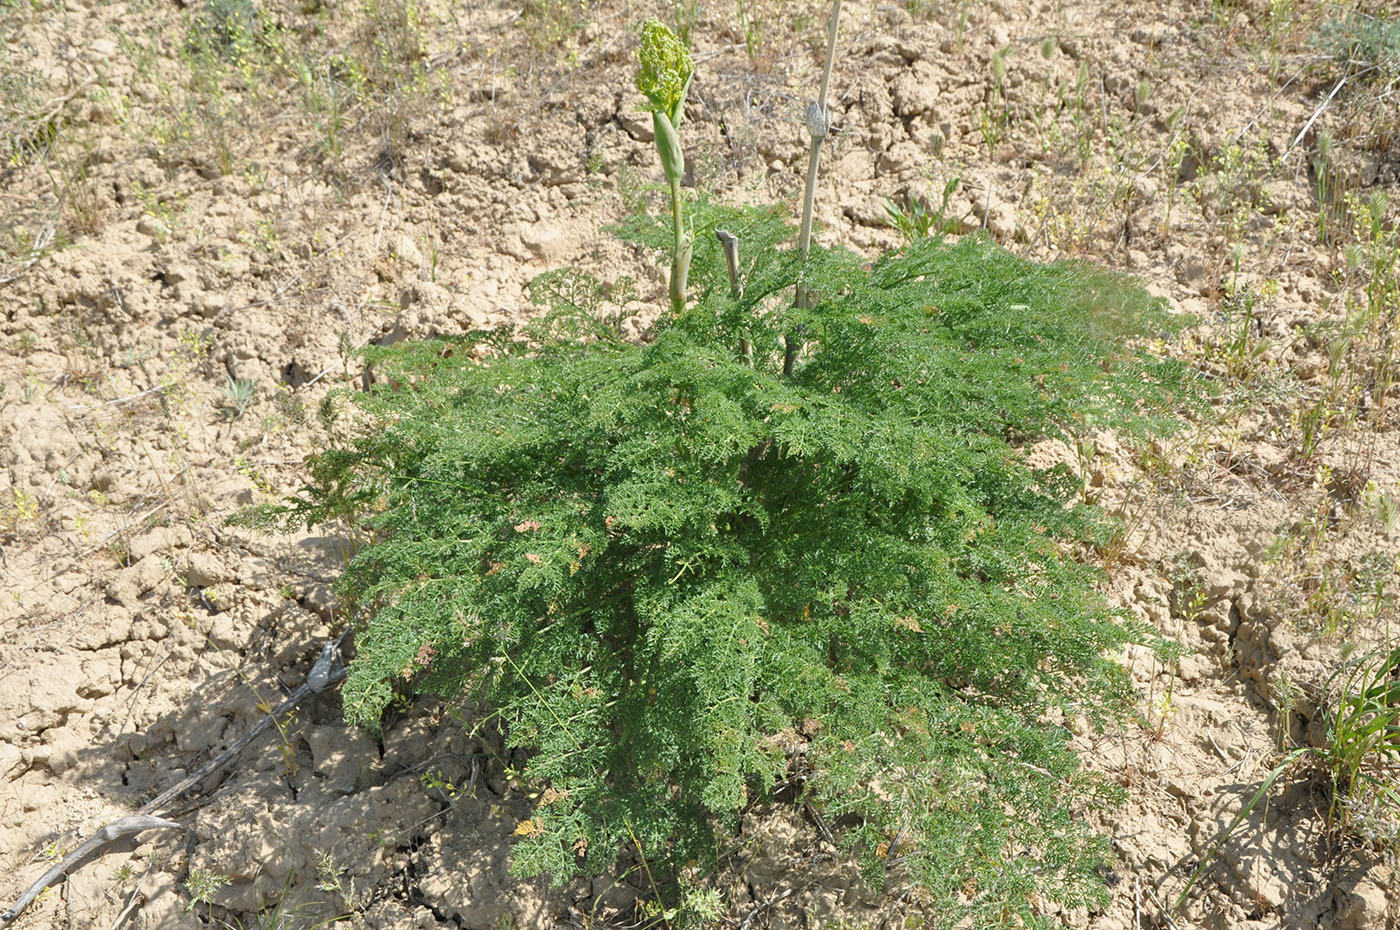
[1173,746,1313,913]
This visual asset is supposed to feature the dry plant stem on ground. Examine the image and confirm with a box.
[0,640,347,925]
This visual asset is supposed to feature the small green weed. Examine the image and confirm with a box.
[353,0,430,167]
[1321,10,1400,66]
[1327,643,1400,828]
[1,486,40,534]
[978,46,1013,154]
[1342,191,1399,423]
[1213,245,1277,379]
[184,867,232,913]
[519,0,587,62]
[1316,12,1400,153]
[883,176,964,244]
[314,851,366,930]
[218,377,256,421]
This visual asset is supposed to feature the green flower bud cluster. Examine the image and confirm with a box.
[637,18,692,189]
[636,18,693,125]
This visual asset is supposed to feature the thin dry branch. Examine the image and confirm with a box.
[0,637,348,924]
[0,815,181,925]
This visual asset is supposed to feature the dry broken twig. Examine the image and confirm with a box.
[0,636,348,924]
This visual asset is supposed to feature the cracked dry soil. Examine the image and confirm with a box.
[2,0,1399,927]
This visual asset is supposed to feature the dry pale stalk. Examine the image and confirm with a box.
[785,0,843,377]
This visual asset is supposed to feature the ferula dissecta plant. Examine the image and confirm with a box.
[636,18,694,314]
[249,1,1205,920]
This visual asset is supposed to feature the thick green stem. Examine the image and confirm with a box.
[668,174,688,314]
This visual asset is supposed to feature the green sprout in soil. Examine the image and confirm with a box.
[218,376,256,420]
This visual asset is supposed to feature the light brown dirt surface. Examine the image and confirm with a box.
[2,0,1398,928]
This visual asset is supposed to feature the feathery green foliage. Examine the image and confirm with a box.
[1319,11,1400,77]
[265,199,1194,927]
